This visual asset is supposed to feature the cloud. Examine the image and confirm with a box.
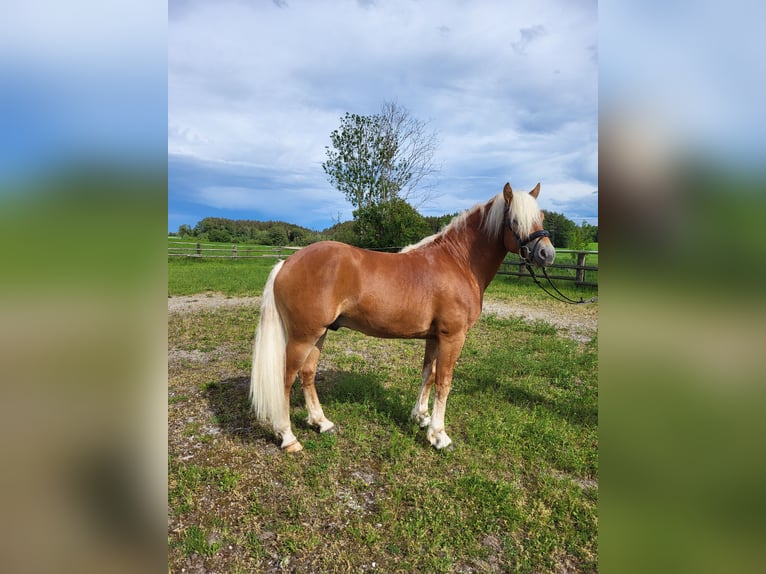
[547,187,599,224]
[169,0,598,230]
[512,25,547,55]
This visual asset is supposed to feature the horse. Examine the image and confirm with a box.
[250,182,555,452]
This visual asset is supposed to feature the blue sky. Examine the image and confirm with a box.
[169,0,598,232]
[0,1,166,181]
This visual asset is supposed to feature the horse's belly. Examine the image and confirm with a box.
[334,308,433,339]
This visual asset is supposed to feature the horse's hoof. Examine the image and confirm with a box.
[321,424,337,435]
[435,442,455,453]
[282,440,304,453]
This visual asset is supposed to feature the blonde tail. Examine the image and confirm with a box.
[250,260,287,425]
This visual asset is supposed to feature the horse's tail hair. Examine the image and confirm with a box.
[250,259,287,426]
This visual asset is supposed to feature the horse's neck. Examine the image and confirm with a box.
[441,209,508,294]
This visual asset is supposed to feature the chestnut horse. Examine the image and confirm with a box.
[250,183,555,452]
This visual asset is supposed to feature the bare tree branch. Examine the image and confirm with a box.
[322,102,440,211]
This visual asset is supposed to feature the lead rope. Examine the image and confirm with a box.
[507,215,597,305]
[524,262,598,305]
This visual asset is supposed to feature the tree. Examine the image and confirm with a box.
[568,222,590,250]
[353,198,431,249]
[177,224,193,238]
[268,227,288,246]
[541,210,577,248]
[322,102,438,246]
[322,102,438,210]
[377,101,439,207]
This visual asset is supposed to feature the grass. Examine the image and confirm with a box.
[168,240,598,299]
[168,302,598,572]
[168,242,598,571]
[168,256,276,296]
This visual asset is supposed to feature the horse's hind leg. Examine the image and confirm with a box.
[300,333,336,434]
[275,338,319,453]
[411,338,438,428]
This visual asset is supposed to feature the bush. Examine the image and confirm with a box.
[353,198,431,249]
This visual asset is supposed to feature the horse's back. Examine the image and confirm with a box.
[277,241,396,303]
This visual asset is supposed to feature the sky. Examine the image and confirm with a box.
[0,1,167,180]
[168,0,598,232]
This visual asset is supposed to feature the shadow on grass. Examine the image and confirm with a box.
[205,369,415,447]
[203,376,274,446]
[458,373,597,428]
[318,368,413,427]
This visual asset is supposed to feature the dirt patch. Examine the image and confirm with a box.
[168,292,597,342]
[481,298,597,343]
[168,293,261,314]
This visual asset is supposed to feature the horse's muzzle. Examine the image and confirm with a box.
[533,240,555,267]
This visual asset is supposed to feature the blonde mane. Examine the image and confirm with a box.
[401,190,542,252]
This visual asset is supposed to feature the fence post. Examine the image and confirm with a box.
[575,252,587,285]
[232,244,237,259]
[196,243,201,257]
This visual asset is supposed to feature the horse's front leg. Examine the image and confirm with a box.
[427,332,466,451]
[411,338,438,428]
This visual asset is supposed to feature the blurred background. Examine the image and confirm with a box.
[0,2,167,573]
[1,1,764,573]
[600,0,766,572]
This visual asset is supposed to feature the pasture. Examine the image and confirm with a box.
[168,255,598,572]
[167,239,598,301]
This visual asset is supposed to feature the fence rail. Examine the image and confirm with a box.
[498,249,598,287]
[168,241,598,286]
[168,241,300,259]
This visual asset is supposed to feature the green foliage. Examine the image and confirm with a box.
[322,219,357,244]
[179,216,317,246]
[321,102,439,249]
[580,221,598,244]
[538,211,599,250]
[566,221,599,250]
[268,226,288,247]
[323,112,405,208]
[353,197,432,249]
[172,204,595,253]
[424,212,460,234]
[541,210,576,248]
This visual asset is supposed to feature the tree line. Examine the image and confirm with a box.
[171,101,596,250]
[171,209,596,250]
[173,218,324,246]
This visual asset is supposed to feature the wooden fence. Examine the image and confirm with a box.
[168,240,598,286]
[497,249,598,287]
[168,241,300,259]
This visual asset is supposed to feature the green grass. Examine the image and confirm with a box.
[168,256,277,296]
[168,303,598,572]
[168,241,598,298]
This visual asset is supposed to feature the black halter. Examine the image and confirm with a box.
[505,216,597,305]
[506,217,550,263]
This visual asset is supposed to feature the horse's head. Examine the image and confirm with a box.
[502,182,555,267]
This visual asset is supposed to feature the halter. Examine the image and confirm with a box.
[505,216,550,264]
[505,215,597,305]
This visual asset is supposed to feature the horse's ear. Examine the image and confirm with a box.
[530,182,541,198]
[503,182,513,203]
